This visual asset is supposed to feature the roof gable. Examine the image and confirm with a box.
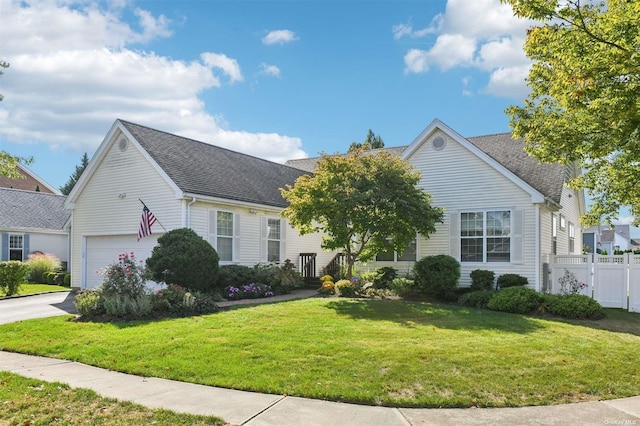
[120,121,310,208]
[0,188,69,230]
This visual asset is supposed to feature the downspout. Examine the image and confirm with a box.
[186,197,197,228]
[535,204,541,292]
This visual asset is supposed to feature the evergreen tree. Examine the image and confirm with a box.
[60,153,89,195]
[348,129,385,152]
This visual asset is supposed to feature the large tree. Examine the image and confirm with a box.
[348,129,385,152]
[502,0,640,226]
[280,149,444,279]
[60,152,90,195]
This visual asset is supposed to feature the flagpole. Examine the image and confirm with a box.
[138,199,168,232]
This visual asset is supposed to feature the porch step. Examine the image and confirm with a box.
[302,277,322,289]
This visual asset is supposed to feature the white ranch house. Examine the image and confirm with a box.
[66,119,585,291]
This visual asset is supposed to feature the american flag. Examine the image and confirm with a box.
[138,205,157,241]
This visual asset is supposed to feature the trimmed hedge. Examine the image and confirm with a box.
[487,287,543,314]
[457,290,495,309]
[470,269,495,291]
[413,255,460,301]
[497,273,528,289]
[543,294,604,320]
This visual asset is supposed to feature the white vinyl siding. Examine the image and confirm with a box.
[405,130,538,287]
[69,132,182,288]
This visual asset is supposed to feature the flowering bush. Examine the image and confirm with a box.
[335,279,357,297]
[224,283,274,300]
[98,252,148,298]
[320,275,334,283]
[318,280,335,295]
[26,252,62,283]
[558,269,588,295]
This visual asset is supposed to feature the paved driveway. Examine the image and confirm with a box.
[0,291,77,324]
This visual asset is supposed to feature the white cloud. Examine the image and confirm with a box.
[404,34,476,73]
[262,29,298,45]
[392,16,441,39]
[200,52,244,83]
[484,64,531,99]
[260,63,281,77]
[0,0,306,164]
[399,0,535,99]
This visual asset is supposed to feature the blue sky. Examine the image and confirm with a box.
[0,0,636,233]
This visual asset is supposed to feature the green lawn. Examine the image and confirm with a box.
[0,283,70,297]
[1,298,639,408]
[0,372,223,425]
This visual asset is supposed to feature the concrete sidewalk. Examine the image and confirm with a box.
[2,350,639,426]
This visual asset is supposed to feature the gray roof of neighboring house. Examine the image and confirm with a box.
[285,146,407,172]
[0,188,69,230]
[120,120,310,208]
[286,133,566,203]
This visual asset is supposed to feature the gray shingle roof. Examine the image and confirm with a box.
[286,134,566,203]
[120,120,310,208]
[0,188,69,230]
[466,133,565,204]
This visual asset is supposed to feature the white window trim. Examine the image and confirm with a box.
[458,209,516,264]
[8,233,24,261]
[209,209,238,264]
[261,216,286,263]
[375,237,418,262]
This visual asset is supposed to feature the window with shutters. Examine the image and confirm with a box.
[552,214,558,255]
[9,234,24,261]
[460,210,511,263]
[267,218,281,262]
[209,210,235,262]
[568,222,575,253]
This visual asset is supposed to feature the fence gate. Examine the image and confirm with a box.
[550,254,639,312]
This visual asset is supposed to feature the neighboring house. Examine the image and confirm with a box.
[0,187,70,266]
[0,163,60,194]
[65,119,334,289]
[287,119,586,290]
[583,224,634,254]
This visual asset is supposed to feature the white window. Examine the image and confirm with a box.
[376,238,417,262]
[568,222,575,253]
[267,218,281,262]
[460,211,511,263]
[209,210,236,262]
[552,214,558,255]
[9,234,24,261]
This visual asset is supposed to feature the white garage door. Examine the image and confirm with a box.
[84,235,159,289]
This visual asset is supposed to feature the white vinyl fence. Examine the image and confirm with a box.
[550,254,640,312]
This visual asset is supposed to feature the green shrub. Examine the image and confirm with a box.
[218,265,259,287]
[458,290,496,309]
[370,267,397,289]
[102,294,153,318]
[45,271,57,285]
[470,269,495,291]
[63,273,71,287]
[390,277,416,297]
[545,294,604,320]
[146,228,219,292]
[487,287,543,314]
[73,290,105,316]
[0,261,30,296]
[413,255,460,301]
[262,260,303,294]
[26,252,62,283]
[497,273,528,289]
[335,279,357,297]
